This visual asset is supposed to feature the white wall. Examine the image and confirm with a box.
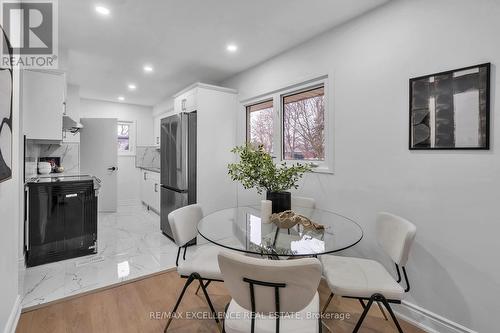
[222,0,499,332]
[80,99,154,206]
[153,98,173,117]
[0,69,21,333]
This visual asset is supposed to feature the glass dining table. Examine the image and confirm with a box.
[197,206,363,258]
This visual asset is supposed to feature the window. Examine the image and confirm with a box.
[117,121,136,155]
[246,100,274,153]
[282,86,325,161]
[244,76,331,172]
[117,123,130,151]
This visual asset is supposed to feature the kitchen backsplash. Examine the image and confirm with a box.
[25,141,80,179]
[136,146,160,170]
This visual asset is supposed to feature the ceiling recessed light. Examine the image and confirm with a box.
[118,96,125,101]
[95,6,110,16]
[143,65,153,73]
[128,84,137,90]
[226,44,238,53]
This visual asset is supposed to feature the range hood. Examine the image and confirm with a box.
[62,115,84,133]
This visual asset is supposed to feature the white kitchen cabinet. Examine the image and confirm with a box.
[171,83,238,215]
[140,170,160,213]
[153,115,161,146]
[174,88,197,113]
[63,84,81,143]
[153,109,174,146]
[23,70,66,141]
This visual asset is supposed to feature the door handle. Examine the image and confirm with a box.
[154,183,158,192]
[107,167,118,171]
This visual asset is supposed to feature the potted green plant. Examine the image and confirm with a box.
[228,144,313,213]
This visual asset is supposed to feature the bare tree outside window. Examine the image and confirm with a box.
[283,86,325,161]
[247,100,273,153]
[117,123,130,152]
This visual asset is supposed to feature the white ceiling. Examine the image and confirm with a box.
[59,0,389,106]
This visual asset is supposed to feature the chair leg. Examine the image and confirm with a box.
[322,292,334,313]
[358,299,366,309]
[352,296,375,333]
[195,280,212,295]
[164,273,196,332]
[194,274,222,332]
[377,301,389,321]
[379,297,404,333]
[195,282,201,295]
[353,294,404,333]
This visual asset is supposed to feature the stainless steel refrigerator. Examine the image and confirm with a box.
[160,112,197,239]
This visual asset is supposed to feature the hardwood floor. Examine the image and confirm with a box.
[16,270,424,333]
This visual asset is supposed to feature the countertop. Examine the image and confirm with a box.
[25,173,101,189]
[38,172,92,178]
[26,174,97,184]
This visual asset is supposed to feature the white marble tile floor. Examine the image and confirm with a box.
[19,205,178,309]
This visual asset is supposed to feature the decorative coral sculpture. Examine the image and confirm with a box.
[270,210,325,230]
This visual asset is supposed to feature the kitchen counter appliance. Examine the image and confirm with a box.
[160,112,197,239]
[25,175,99,266]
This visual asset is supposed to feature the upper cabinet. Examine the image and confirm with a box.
[63,84,81,143]
[174,88,197,113]
[153,109,173,146]
[23,70,66,141]
[153,114,161,146]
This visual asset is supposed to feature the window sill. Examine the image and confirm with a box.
[282,160,333,175]
[310,166,334,175]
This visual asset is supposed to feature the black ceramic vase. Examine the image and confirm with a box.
[266,191,291,213]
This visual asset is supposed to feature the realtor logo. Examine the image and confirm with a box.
[1,0,58,68]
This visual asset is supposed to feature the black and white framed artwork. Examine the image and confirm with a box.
[409,63,490,150]
[0,25,13,182]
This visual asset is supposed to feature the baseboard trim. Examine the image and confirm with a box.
[395,301,477,333]
[3,295,21,333]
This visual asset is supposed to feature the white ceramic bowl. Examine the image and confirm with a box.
[38,162,52,174]
[38,168,51,174]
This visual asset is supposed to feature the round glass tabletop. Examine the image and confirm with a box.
[197,206,363,257]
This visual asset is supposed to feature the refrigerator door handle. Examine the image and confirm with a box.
[161,184,188,193]
[25,186,29,251]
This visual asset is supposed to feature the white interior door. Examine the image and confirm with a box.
[80,118,118,212]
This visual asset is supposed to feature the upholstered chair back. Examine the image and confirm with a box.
[218,251,322,314]
[376,212,416,266]
[168,204,203,247]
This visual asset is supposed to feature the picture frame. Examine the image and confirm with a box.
[409,63,490,150]
[0,25,13,183]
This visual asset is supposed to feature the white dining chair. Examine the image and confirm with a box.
[291,196,316,210]
[164,204,224,332]
[320,212,416,333]
[218,251,323,333]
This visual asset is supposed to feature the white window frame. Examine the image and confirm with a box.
[242,75,333,174]
[117,120,136,156]
[246,98,275,154]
